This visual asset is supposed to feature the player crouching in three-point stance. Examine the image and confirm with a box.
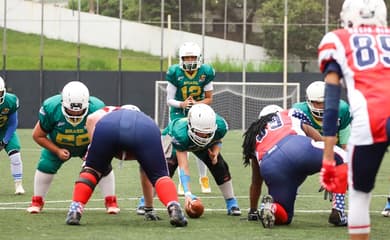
[65,105,187,227]
[164,103,241,216]
[28,81,119,214]
[242,105,348,228]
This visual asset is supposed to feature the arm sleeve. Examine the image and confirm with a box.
[166,82,182,108]
[323,83,341,136]
[3,111,18,144]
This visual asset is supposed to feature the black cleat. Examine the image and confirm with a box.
[328,208,347,226]
[66,211,82,225]
[168,203,188,227]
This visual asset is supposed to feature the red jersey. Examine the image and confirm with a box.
[255,110,305,161]
[318,26,390,144]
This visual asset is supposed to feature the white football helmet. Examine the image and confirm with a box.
[179,42,202,71]
[121,104,141,112]
[340,0,387,28]
[187,103,217,147]
[0,76,6,104]
[258,104,283,118]
[61,81,90,126]
[306,81,325,119]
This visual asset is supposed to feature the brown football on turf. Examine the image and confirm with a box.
[185,199,204,218]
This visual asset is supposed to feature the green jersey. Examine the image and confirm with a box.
[166,63,215,119]
[292,99,352,146]
[168,114,227,153]
[38,94,104,157]
[0,93,19,131]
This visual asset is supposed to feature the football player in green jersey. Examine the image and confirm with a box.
[293,81,352,149]
[293,81,352,226]
[166,104,241,216]
[27,81,119,214]
[166,42,215,196]
[0,76,25,195]
[137,42,216,214]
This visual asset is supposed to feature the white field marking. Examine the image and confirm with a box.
[0,194,387,213]
[0,194,388,206]
[0,207,384,214]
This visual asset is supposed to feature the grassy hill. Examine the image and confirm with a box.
[1,28,168,71]
[0,28,281,72]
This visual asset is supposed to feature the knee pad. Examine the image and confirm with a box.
[76,167,101,191]
[209,154,231,185]
[166,156,178,178]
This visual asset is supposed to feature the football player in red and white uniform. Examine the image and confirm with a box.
[65,105,187,227]
[243,105,347,228]
[318,0,390,239]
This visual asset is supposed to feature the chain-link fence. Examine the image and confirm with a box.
[1,0,376,74]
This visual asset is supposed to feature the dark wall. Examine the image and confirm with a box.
[2,70,325,128]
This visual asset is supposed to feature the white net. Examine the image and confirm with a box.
[155,81,300,130]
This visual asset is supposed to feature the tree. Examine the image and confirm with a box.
[254,0,325,71]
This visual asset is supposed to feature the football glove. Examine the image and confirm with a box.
[247,209,260,221]
[144,207,161,221]
[184,192,198,201]
[318,186,333,202]
[320,161,348,194]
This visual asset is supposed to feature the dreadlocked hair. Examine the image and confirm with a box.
[242,113,276,167]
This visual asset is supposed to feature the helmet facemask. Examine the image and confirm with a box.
[306,100,324,119]
[187,104,217,147]
[62,103,89,126]
[306,81,325,119]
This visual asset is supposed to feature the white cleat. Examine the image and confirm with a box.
[199,176,211,193]
[382,208,390,217]
[177,183,184,196]
[381,199,390,217]
[15,181,25,195]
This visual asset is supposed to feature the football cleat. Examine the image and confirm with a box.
[144,207,161,221]
[259,195,275,228]
[177,182,184,196]
[27,196,44,214]
[247,209,261,221]
[199,176,211,193]
[226,198,241,216]
[381,198,390,217]
[105,196,120,214]
[14,181,25,195]
[328,208,348,226]
[66,201,84,225]
[168,202,188,227]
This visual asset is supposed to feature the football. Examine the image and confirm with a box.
[185,199,205,218]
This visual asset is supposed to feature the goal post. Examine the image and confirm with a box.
[155,81,300,130]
